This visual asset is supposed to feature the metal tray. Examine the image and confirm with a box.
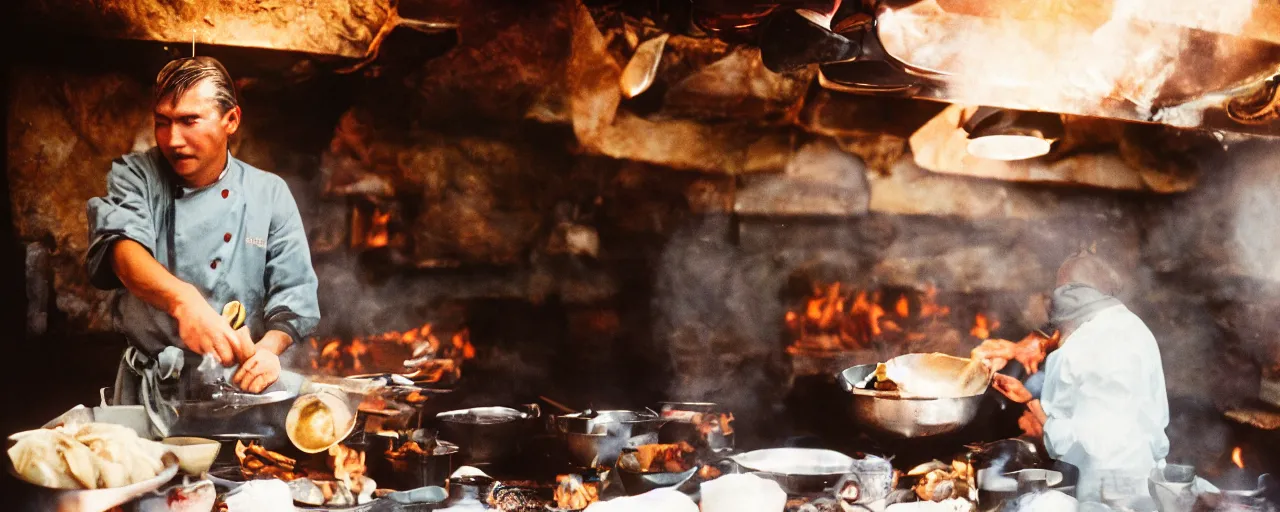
[7,454,179,512]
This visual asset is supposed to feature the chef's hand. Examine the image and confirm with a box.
[993,373,1034,404]
[172,297,251,365]
[1012,332,1054,374]
[1018,409,1044,438]
[972,339,1017,371]
[232,330,291,393]
[233,349,280,393]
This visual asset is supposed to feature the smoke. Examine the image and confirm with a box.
[879,0,1257,118]
[1137,139,1280,471]
[651,214,794,438]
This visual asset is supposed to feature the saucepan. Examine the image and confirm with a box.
[658,402,735,453]
[838,353,993,438]
[552,409,661,467]
[435,404,540,465]
[378,429,460,490]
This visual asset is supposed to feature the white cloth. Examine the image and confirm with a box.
[583,488,698,512]
[700,474,787,512]
[221,479,293,512]
[1040,304,1169,503]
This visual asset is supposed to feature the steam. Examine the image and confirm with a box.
[879,0,1257,118]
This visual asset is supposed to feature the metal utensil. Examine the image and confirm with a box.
[192,300,249,401]
[7,454,180,512]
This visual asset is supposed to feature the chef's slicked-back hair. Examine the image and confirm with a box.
[154,56,238,113]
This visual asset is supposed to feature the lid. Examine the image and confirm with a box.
[436,407,527,424]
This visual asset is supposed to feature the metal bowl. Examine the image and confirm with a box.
[838,355,991,438]
[616,451,698,495]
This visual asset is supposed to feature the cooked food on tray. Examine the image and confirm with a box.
[7,422,170,490]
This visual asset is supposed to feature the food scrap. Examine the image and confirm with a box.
[910,459,976,502]
[554,473,600,510]
[235,440,301,481]
[631,442,696,473]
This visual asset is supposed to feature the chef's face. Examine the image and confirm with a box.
[154,79,240,184]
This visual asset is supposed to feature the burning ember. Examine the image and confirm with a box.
[1233,447,1245,469]
[786,283,997,355]
[554,474,600,510]
[308,322,475,383]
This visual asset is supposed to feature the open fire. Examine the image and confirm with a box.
[350,202,396,250]
[785,283,1000,356]
[307,322,475,384]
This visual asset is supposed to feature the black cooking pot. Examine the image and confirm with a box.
[435,405,540,466]
[379,430,459,491]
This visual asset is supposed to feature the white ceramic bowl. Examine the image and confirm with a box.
[161,437,221,475]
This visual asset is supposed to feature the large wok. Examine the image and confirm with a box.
[838,354,993,438]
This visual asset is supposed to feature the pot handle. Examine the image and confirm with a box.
[520,403,542,419]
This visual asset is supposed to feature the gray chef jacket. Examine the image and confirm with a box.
[86,147,320,358]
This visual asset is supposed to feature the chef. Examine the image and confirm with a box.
[85,57,320,427]
[976,252,1169,503]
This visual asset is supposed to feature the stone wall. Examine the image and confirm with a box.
[6,0,1278,426]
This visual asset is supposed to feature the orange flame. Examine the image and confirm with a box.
[787,282,997,354]
[328,444,368,493]
[1232,447,1245,469]
[971,313,1000,340]
[367,208,391,248]
[918,285,951,318]
[310,322,472,381]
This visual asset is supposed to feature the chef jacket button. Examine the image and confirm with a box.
[224,233,232,243]
[221,189,229,199]
[211,259,220,270]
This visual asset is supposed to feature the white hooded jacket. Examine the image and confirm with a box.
[1040,303,1170,501]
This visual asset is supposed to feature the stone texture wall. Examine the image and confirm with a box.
[6,0,1278,430]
